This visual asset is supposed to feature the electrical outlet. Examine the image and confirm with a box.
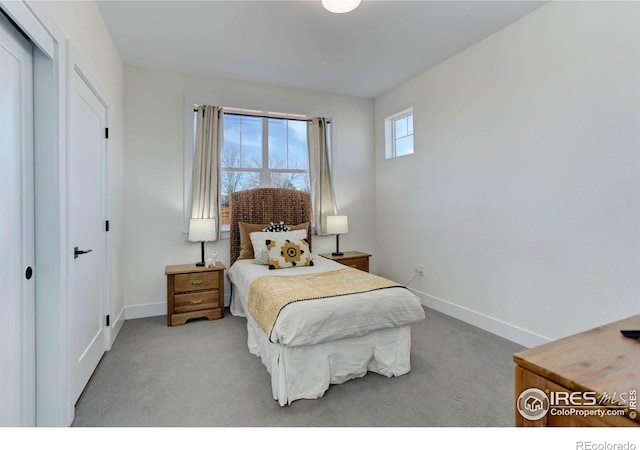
[415,265,424,277]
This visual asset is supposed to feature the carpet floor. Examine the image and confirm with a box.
[72,307,524,427]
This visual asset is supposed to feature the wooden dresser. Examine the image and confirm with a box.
[165,263,225,326]
[514,314,640,427]
[319,251,371,272]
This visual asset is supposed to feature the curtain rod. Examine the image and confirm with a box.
[225,111,314,123]
[193,108,330,124]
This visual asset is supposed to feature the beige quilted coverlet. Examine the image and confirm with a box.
[248,267,402,339]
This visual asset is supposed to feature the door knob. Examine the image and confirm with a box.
[74,247,93,259]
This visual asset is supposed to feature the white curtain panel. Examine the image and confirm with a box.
[191,105,223,239]
[307,117,338,235]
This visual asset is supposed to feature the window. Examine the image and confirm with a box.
[220,112,311,229]
[385,108,414,159]
[188,105,331,234]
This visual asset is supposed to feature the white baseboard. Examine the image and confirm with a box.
[121,291,547,348]
[125,302,165,320]
[124,295,232,321]
[410,288,550,348]
[109,306,126,348]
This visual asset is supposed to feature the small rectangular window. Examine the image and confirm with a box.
[385,108,414,159]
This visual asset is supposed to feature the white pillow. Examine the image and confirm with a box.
[249,229,307,265]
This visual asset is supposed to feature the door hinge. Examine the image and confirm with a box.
[105,220,110,232]
[105,127,109,139]
[106,315,110,327]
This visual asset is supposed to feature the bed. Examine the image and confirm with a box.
[227,188,425,406]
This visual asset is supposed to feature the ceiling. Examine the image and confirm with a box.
[96,0,545,99]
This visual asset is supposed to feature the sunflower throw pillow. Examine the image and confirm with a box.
[266,238,313,270]
[250,229,307,265]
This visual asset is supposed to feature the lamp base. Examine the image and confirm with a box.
[332,234,344,257]
[195,241,206,266]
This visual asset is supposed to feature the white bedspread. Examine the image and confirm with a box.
[228,255,425,347]
[244,309,414,406]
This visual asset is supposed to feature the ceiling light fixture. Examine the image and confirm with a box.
[322,0,361,14]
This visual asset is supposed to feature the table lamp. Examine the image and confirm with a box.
[326,215,348,256]
[188,218,216,266]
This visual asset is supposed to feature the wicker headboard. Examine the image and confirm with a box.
[229,188,313,266]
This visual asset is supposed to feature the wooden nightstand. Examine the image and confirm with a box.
[165,262,225,326]
[319,251,371,272]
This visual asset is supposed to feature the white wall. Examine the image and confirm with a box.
[374,1,640,346]
[123,67,375,317]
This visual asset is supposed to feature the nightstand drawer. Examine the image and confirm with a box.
[174,291,219,313]
[174,271,218,293]
[340,258,369,272]
[319,252,371,273]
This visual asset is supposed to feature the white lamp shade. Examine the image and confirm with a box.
[322,0,361,14]
[326,215,348,234]
[188,218,216,242]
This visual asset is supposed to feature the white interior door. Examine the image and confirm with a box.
[0,12,35,426]
[69,67,107,404]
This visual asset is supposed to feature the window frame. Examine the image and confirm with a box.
[220,113,310,192]
[219,113,312,232]
[184,100,332,237]
[385,107,414,159]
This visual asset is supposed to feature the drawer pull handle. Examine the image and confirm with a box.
[191,280,203,285]
[190,299,204,305]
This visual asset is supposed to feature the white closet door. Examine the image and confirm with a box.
[0,12,35,426]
